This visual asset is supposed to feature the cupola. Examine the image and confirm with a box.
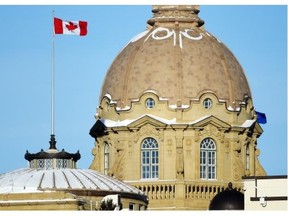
[24,135,80,169]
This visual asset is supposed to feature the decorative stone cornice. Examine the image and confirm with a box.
[147,5,204,27]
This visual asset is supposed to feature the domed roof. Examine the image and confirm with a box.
[100,5,251,109]
[0,168,144,195]
[209,182,244,210]
[0,134,148,205]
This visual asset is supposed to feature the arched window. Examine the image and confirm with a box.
[104,143,109,175]
[200,138,216,180]
[141,137,158,179]
[246,145,250,171]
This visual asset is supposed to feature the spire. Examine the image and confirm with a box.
[147,5,204,28]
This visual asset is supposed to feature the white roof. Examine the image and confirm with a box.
[0,168,143,195]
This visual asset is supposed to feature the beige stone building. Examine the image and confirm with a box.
[89,5,267,210]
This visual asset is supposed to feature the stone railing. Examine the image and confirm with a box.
[129,180,243,201]
[132,182,176,200]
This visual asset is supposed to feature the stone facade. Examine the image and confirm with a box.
[0,190,148,210]
[89,5,267,210]
[90,92,266,210]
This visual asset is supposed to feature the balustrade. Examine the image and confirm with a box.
[130,180,243,201]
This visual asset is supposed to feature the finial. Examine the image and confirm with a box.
[227,182,233,190]
[49,134,57,150]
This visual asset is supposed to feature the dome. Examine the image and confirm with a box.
[209,182,244,210]
[100,5,251,109]
[0,168,144,196]
[0,135,148,210]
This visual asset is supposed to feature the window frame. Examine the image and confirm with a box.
[104,142,109,175]
[203,98,213,109]
[145,98,155,109]
[200,138,216,180]
[245,144,250,171]
[141,137,159,179]
[56,159,69,169]
[129,203,134,211]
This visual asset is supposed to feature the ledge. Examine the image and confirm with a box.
[250,196,288,201]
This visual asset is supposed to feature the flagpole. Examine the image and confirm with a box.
[51,10,55,136]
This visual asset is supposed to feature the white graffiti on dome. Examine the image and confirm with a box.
[144,27,222,48]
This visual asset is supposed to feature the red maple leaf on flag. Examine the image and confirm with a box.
[66,22,78,31]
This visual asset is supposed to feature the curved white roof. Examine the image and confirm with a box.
[0,168,143,195]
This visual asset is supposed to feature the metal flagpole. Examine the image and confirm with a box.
[51,10,55,136]
[49,10,57,150]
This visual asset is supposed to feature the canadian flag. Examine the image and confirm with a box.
[54,17,87,36]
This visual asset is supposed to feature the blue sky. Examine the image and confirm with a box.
[0,5,286,175]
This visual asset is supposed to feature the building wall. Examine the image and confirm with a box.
[243,176,288,210]
[90,91,266,210]
[0,191,79,210]
[0,190,148,211]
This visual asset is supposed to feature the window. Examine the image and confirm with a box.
[56,159,62,169]
[141,137,158,179]
[246,145,250,170]
[37,159,44,169]
[129,203,134,211]
[56,159,69,169]
[44,159,53,169]
[200,138,216,179]
[203,98,212,109]
[37,159,53,169]
[29,161,35,169]
[145,98,155,109]
[104,143,109,175]
[63,159,68,168]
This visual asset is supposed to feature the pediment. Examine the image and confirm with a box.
[231,120,263,135]
[127,115,167,129]
[254,122,263,134]
[192,115,231,130]
[250,122,263,136]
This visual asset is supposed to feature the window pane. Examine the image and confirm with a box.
[201,166,206,179]
[152,165,158,178]
[211,152,215,164]
[142,165,150,178]
[209,166,215,179]
[63,160,68,168]
[202,152,206,164]
[146,98,155,109]
[200,151,204,164]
